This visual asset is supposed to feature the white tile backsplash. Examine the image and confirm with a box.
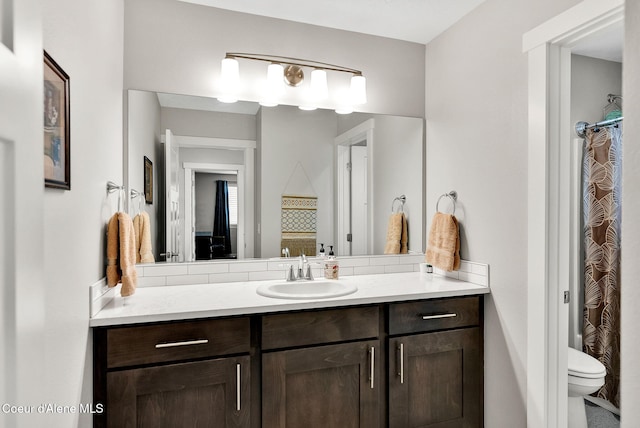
[127,255,489,291]
[188,263,229,275]
[229,261,269,273]
[354,265,385,275]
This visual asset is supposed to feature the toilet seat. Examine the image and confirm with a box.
[568,347,607,379]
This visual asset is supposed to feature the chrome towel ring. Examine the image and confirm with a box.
[391,195,406,213]
[436,191,457,215]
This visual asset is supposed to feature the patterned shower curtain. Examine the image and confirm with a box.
[582,125,622,408]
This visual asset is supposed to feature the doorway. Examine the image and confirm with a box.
[335,119,374,256]
[523,1,624,427]
[183,162,245,261]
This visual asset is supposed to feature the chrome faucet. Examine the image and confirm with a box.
[285,254,314,281]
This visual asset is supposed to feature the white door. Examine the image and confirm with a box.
[0,4,46,426]
[350,145,368,255]
[164,129,181,261]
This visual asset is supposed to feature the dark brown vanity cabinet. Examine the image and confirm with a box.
[93,317,252,428]
[94,295,484,428]
[387,296,483,428]
[260,307,381,428]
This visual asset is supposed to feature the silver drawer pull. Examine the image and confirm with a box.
[236,363,241,411]
[422,313,457,320]
[398,343,404,384]
[155,339,209,349]
[369,346,375,389]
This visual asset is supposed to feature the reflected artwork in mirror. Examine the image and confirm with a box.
[127,89,424,264]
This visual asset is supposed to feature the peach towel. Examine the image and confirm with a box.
[425,212,460,271]
[384,213,408,254]
[106,212,138,296]
[133,211,155,264]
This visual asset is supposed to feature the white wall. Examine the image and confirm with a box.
[127,90,162,259]
[424,0,582,426]
[42,1,124,427]
[570,55,622,127]
[621,1,640,425]
[123,0,425,117]
[371,116,424,254]
[259,106,336,257]
[160,107,256,140]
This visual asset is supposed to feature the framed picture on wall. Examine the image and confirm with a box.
[144,156,153,204]
[43,50,71,190]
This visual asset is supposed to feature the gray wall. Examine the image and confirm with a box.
[123,0,426,117]
[42,0,124,427]
[259,106,337,257]
[571,55,623,128]
[127,90,162,259]
[424,0,583,426]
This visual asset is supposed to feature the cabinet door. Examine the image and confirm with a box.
[263,340,380,428]
[107,356,250,428]
[389,328,482,428]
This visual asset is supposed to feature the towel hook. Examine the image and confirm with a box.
[391,195,406,213]
[436,191,457,215]
[107,181,125,212]
[130,188,144,216]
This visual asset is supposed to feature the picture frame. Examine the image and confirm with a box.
[144,156,153,204]
[43,50,70,190]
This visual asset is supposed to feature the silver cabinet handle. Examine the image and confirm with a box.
[422,313,457,320]
[369,346,375,389]
[398,343,404,384]
[154,339,209,349]
[236,363,241,411]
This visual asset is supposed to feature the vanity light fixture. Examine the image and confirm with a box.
[218,52,367,112]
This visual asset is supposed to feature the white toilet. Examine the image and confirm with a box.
[567,346,607,428]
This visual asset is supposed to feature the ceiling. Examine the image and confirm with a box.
[178,0,485,45]
[571,21,623,63]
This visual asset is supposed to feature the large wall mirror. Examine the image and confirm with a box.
[127,89,424,263]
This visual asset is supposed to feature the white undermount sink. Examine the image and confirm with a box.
[256,280,357,300]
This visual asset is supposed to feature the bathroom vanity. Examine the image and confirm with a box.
[91,272,488,427]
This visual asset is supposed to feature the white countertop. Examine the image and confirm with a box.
[89,272,490,327]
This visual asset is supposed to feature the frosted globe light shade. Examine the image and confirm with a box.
[350,75,367,105]
[260,63,285,107]
[310,69,328,101]
[218,57,240,103]
[267,63,285,94]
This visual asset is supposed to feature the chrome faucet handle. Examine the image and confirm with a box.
[285,264,296,281]
[304,264,314,280]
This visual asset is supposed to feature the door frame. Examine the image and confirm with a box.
[171,135,256,261]
[183,162,245,260]
[523,1,624,427]
[334,119,375,256]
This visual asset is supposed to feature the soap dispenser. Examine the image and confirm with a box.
[323,245,339,279]
[318,243,326,258]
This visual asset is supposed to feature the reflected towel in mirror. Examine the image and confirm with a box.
[133,211,155,264]
[384,213,408,254]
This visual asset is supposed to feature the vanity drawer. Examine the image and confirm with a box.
[389,296,480,335]
[261,306,380,350]
[106,317,250,369]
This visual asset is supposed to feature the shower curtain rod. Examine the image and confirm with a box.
[575,116,623,138]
